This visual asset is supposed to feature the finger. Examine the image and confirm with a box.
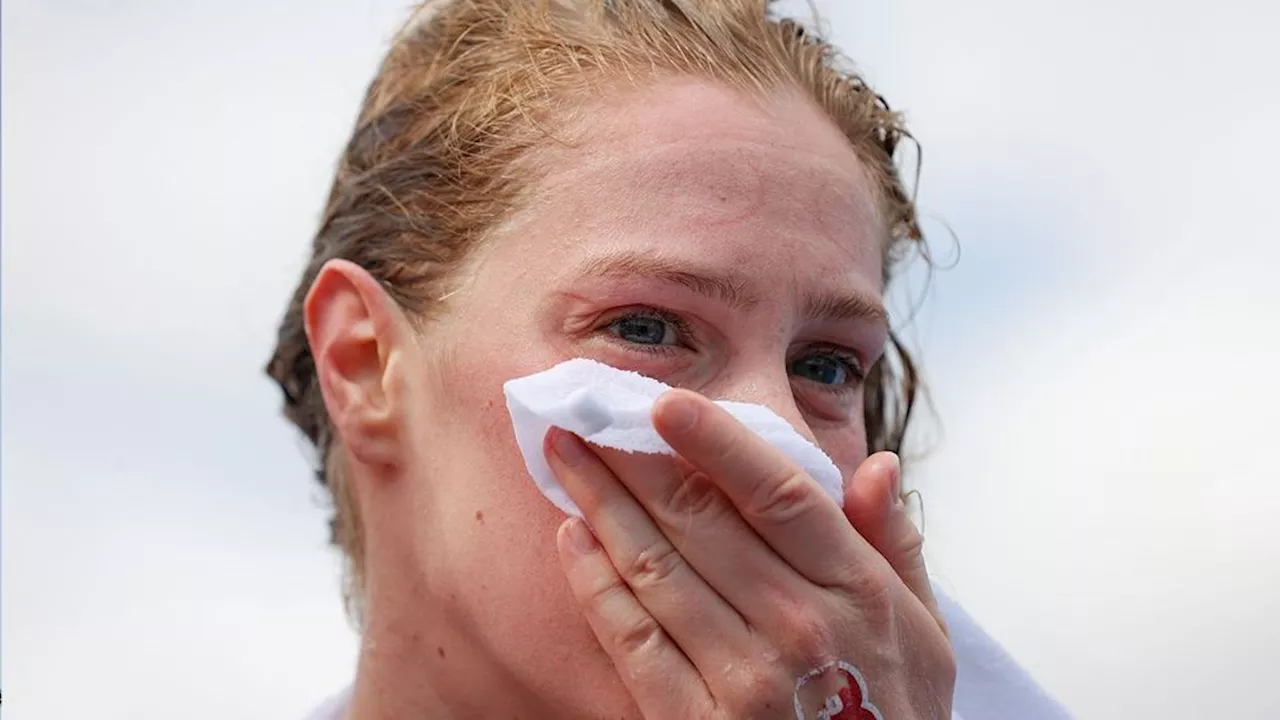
[587,445,810,625]
[545,428,751,669]
[556,517,713,717]
[844,452,946,634]
[652,389,869,586]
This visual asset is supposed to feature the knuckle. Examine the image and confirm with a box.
[582,570,631,610]
[780,607,837,665]
[719,659,788,712]
[662,469,727,521]
[898,517,926,558]
[833,563,895,618]
[624,541,685,591]
[746,470,816,525]
[856,572,895,619]
[710,429,748,469]
[612,614,666,658]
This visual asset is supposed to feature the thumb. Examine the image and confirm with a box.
[844,452,947,635]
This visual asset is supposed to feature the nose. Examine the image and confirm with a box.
[702,366,817,445]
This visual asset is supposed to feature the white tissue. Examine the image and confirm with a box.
[502,358,844,517]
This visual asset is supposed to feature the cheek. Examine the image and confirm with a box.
[427,292,557,415]
[407,296,586,545]
[409,333,624,686]
[414,317,550,490]
[814,423,869,487]
[404,318,589,597]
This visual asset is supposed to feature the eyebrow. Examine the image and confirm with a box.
[577,252,756,310]
[574,251,887,324]
[803,289,888,324]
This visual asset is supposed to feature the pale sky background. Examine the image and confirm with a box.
[3,1,1278,718]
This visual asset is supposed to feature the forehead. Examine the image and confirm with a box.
[511,78,885,289]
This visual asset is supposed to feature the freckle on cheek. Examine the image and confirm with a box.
[475,509,485,524]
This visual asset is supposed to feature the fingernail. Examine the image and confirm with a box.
[564,517,599,553]
[661,392,699,433]
[551,428,589,467]
[886,453,903,499]
[879,453,904,510]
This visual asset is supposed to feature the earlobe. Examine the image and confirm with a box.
[304,259,411,476]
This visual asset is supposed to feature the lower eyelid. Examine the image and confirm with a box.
[793,378,860,397]
[598,331,684,357]
[793,384,861,422]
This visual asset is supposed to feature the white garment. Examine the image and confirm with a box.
[938,586,1073,720]
[303,687,350,720]
[302,360,1073,718]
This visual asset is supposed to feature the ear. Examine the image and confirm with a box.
[304,259,414,477]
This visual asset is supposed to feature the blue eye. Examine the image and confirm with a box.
[607,314,679,346]
[789,353,858,386]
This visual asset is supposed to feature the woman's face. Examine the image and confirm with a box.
[377,77,888,714]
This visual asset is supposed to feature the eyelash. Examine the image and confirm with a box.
[800,344,867,388]
[602,307,692,356]
[600,306,866,391]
